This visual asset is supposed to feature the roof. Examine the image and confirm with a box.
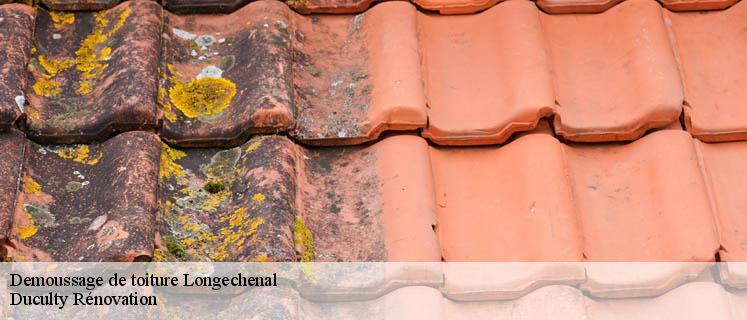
[0,0,747,265]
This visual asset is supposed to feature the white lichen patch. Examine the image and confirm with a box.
[173,28,196,41]
[196,66,223,80]
[14,94,25,112]
[195,35,216,47]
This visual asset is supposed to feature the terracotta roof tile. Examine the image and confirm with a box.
[0,130,26,245]
[694,140,747,261]
[160,1,295,146]
[412,0,502,13]
[0,4,35,131]
[666,2,747,142]
[158,135,439,261]
[542,0,683,142]
[160,0,426,147]
[25,0,161,143]
[536,0,623,13]
[285,0,374,14]
[433,129,720,262]
[8,131,161,261]
[420,0,554,145]
[162,0,252,13]
[40,0,124,10]
[660,0,739,11]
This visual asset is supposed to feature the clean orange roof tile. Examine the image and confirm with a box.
[536,0,623,13]
[413,0,502,13]
[660,0,739,11]
[420,0,554,145]
[542,0,684,142]
[567,130,718,261]
[694,140,747,261]
[431,133,583,261]
[666,2,747,142]
[0,4,34,131]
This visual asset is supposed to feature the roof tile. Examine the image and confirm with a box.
[40,0,124,10]
[666,2,747,142]
[694,140,747,261]
[25,0,161,143]
[0,130,25,244]
[162,0,251,13]
[412,0,502,13]
[420,0,554,145]
[158,134,439,261]
[536,0,623,13]
[160,1,294,147]
[0,4,35,131]
[660,0,739,11]
[8,131,161,261]
[542,0,683,142]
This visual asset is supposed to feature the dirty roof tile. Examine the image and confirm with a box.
[420,0,554,145]
[666,2,747,142]
[660,0,739,11]
[567,130,718,261]
[25,0,161,143]
[8,131,161,262]
[40,0,124,11]
[290,1,426,145]
[162,0,251,13]
[286,0,375,13]
[0,4,35,131]
[431,133,583,261]
[159,0,294,147]
[158,134,439,261]
[412,0,501,13]
[0,130,25,245]
[542,0,683,142]
[694,140,747,261]
[536,0,623,13]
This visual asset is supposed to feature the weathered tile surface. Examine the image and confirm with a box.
[160,1,294,147]
[162,0,252,13]
[0,4,35,131]
[666,2,747,142]
[0,130,26,244]
[157,135,439,262]
[25,0,160,143]
[40,0,124,10]
[7,131,160,261]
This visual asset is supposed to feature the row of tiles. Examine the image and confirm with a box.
[2,0,747,147]
[1,126,747,263]
[0,0,740,13]
[13,282,747,319]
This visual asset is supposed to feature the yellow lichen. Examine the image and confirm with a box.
[49,11,75,29]
[56,145,103,165]
[32,8,131,97]
[160,143,186,179]
[252,193,266,204]
[200,188,230,212]
[153,248,165,262]
[294,215,314,262]
[16,208,38,240]
[210,208,264,261]
[22,175,41,195]
[169,77,237,118]
[244,138,263,153]
[32,78,61,98]
[286,0,312,10]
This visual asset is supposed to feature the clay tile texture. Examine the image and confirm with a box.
[542,0,684,142]
[0,4,35,131]
[665,1,747,142]
[24,0,160,143]
[432,130,720,261]
[0,130,25,246]
[8,131,161,262]
[660,0,739,11]
[40,0,124,11]
[157,135,438,262]
[419,0,554,146]
[536,0,623,13]
[160,0,426,147]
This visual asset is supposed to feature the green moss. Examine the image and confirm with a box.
[293,215,314,262]
[166,240,186,259]
[203,180,225,194]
